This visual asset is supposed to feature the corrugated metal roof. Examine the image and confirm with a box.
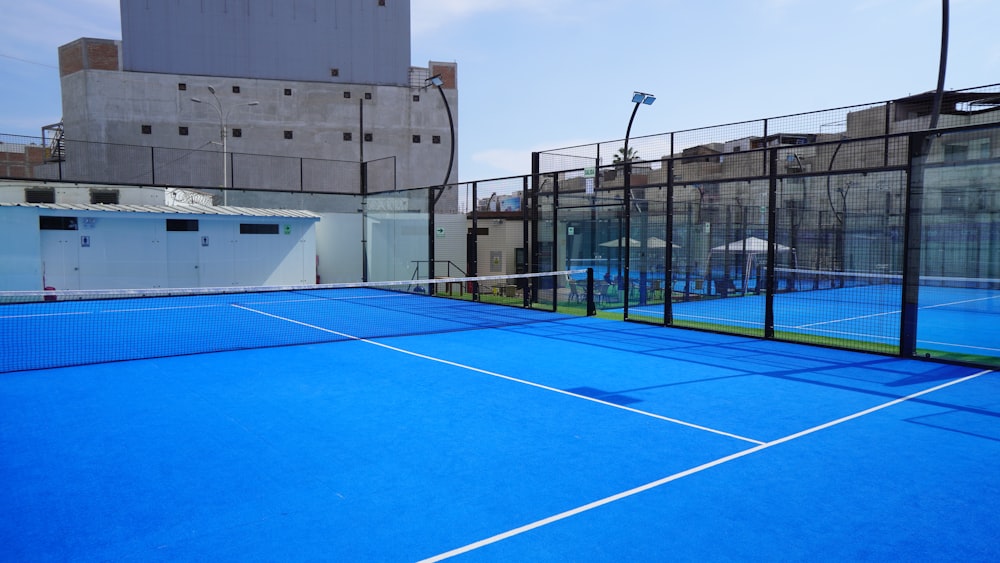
[0,202,320,220]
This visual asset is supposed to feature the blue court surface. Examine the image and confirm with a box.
[627,282,1000,359]
[2,305,998,561]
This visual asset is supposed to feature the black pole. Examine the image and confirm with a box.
[623,100,641,318]
[470,181,479,300]
[428,78,456,285]
[434,83,455,188]
[765,148,778,338]
[360,99,368,282]
[929,0,949,130]
[664,159,675,324]
[428,186,437,293]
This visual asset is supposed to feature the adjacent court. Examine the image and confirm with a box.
[1,285,997,561]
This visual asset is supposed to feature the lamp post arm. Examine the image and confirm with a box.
[438,85,455,188]
[429,83,455,206]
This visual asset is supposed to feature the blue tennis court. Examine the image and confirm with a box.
[625,276,999,360]
[2,287,998,561]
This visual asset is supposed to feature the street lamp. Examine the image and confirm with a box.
[623,91,654,313]
[190,86,258,204]
[424,73,456,284]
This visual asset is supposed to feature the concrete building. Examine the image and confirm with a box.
[56,0,458,201]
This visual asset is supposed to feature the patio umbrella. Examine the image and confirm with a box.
[599,237,642,247]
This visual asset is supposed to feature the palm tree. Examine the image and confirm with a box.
[612,146,640,165]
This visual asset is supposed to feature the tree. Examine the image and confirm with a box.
[612,146,640,165]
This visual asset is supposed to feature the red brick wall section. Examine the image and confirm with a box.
[86,41,120,71]
[59,40,84,77]
[0,147,45,178]
[25,146,46,164]
[429,62,457,89]
[58,38,119,76]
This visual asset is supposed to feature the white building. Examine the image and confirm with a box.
[0,201,319,291]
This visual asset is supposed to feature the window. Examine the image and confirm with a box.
[232,86,241,94]
[330,68,339,77]
[178,83,187,91]
[343,132,353,141]
[944,144,968,163]
[90,189,119,204]
[166,219,199,232]
[283,130,293,140]
[413,94,420,102]
[25,187,55,203]
[364,93,372,100]
[240,223,279,235]
[412,135,421,144]
[432,135,441,144]
[944,139,991,162]
[40,216,78,230]
[178,126,189,136]
[141,125,152,135]
[364,133,373,142]
[284,88,292,96]
[232,128,242,138]
[378,0,385,5]
[343,91,351,99]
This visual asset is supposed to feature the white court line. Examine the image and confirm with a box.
[920,293,1000,310]
[231,304,765,445]
[0,310,92,320]
[793,308,899,329]
[418,368,994,562]
[917,340,1000,354]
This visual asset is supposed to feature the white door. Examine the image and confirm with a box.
[167,230,201,288]
[40,229,81,290]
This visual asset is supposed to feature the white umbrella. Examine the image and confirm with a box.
[599,237,641,248]
[646,237,680,249]
[711,236,790,253]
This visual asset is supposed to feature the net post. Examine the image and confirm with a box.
[586,268,596,316]
[764,147,778,338]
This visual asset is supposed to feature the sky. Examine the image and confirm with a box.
[1,0,998,183]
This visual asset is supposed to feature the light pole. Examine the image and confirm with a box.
[623,91,654,313]
[191,86,258,204]
[425,73,456,284]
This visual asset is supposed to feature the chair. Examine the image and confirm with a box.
[594,281,609,305]
[604,283,620,303]
[568,280,582,303]
[650,280,664,300]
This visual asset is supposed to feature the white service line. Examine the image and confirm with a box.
[231,304,765,445]
[417,368,993,562]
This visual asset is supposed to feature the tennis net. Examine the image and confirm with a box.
[773,267,1000,312]
[0,269,593,373]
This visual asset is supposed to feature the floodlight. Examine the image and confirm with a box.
[632,92,645,103]
[643,95,656,105]
[427,74,444,87]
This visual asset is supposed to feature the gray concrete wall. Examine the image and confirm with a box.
[120,0,411,86]
[59,66,458,197]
